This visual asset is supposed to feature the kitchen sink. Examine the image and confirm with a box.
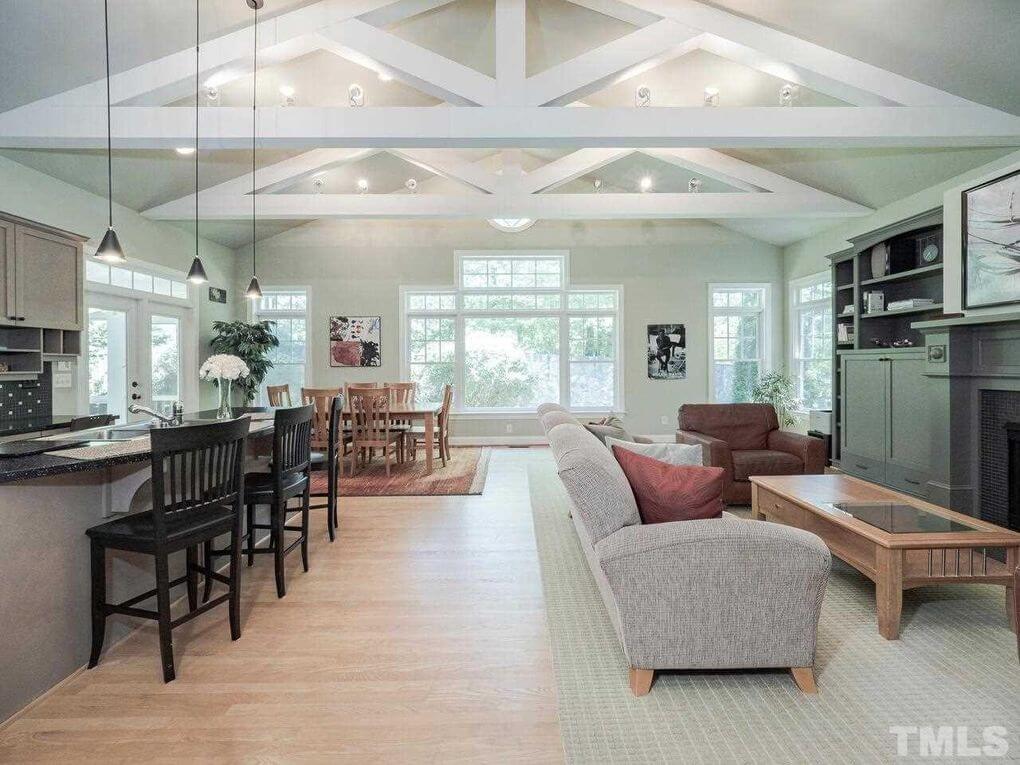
[85,420,209,440]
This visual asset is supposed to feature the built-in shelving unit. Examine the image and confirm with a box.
[0,326,81,376]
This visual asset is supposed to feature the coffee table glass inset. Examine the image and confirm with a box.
[822,502,983,534]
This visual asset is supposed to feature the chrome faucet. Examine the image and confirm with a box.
[128,402,184,427]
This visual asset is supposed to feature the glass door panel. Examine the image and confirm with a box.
[86,306,129,423]
[149,314,181,417]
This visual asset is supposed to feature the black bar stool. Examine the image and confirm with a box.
[207,405,313,599]
[310,393,345,542]
[85,417,250,682]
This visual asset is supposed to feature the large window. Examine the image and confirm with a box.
[709,284,770,403]
[789,273,833,411]
[402,252,621,412]
[253,289,309,403]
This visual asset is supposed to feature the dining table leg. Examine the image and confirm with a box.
[424,411,435,476]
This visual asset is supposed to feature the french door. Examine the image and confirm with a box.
[84,294,196,422]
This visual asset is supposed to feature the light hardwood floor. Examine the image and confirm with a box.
[0,449,564,763]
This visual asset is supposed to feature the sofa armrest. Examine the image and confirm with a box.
[633,435,654,444]
[768,430,826,474]
[596,519,830,670]
[676,429,732,475]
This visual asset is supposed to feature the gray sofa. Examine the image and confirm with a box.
[537,404,831,696]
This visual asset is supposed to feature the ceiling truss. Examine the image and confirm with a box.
[3,0,1017,227]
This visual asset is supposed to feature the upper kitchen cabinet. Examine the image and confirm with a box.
[0,214,85,332]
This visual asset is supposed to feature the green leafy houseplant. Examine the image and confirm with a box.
[750,370,798,428]
[209,320,279,403]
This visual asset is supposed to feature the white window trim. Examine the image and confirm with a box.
[707,282,772,404]
[787,271,832,414]
[247,285,313,403]
[400,252,623,416]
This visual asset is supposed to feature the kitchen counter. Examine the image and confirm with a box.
[0,414,84,439]
[0,408,273,484]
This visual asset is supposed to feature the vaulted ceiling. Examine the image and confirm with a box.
[1,0,1017,249]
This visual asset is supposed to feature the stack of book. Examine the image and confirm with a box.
[837,324,855,344]
[887,298,935,311]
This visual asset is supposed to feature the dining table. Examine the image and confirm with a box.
[341,401,444,475]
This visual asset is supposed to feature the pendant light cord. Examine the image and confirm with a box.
[251,3,258,277]
[104,0,113,228]
[195,0,200,258]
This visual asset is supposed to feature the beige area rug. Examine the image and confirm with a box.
[528,460,1020,764]
[310,446,490,496]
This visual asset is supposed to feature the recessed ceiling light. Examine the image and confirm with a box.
[279,84,295,106]
[348,83,365,107]
[405,178,418,193]
[635,85,651,107]
[593,177,603,193]
[779,82,800,106]
[639,176,653,192]
[703,86,720,107]
[688,177,703,193]
[378,72,393,82]
[356,178,369,194]
[175,147,196,156]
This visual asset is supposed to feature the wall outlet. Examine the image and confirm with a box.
[660,415,670,426]
[53,373,73,389]
[505,423,514,434]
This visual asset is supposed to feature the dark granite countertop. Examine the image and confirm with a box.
[0,408,274,484]
[0,415,81,438]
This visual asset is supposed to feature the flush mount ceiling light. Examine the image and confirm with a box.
[688,177,703,193]
[635,85,651,107]
[186,0,207,285]
[279,84,295,106]
[94,0,126,264]
[593,177,603,193]
[356,178,369,194]
[639,176,653,193]
[244,0,264,302]
[703,86,720,107]
[348,83,365,107]
[405,178,418,193]
[175,146,196,156]
[487,218,536,233]
[779,82,801,106]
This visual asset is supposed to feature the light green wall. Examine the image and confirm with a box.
[0,155,238,411]
[236,218,784,438]
[783,149,1020,318]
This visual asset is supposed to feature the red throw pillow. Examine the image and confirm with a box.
[612,446,725,523]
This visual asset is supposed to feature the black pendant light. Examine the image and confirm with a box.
[244,0,264,301]
[186,0,208,284]
[95,0,126,264]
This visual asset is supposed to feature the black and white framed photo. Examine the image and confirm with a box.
[647,324,686,380]
[208,286,227,304]
[962,168,1020,310]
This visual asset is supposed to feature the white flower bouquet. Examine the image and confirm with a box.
[200,354,250,418]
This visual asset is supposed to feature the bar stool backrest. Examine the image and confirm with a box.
[148,417,251,543]
[272,404,315,490]
[326,393,345,497]
[70,414,117,432]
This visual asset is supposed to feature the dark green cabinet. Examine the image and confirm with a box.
[840,350,932,496]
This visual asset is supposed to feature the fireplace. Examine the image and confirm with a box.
[1009,422,1020,533]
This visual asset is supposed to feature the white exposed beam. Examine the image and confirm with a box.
[146,192,872,220]
[495,0,527,106]
[527,21,702,106]
[619,0,983,107]
[562,0,661,27]
[640,148,762,192]
[388,149,500,193]
[4,106,1018,149]
[316,20,497,106]
[521,148,634,193]
[357,0,458,27]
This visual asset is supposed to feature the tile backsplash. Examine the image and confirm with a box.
[0,363,53,422]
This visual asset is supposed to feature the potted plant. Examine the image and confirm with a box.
[208,320,279,404]
[751,370,798,428]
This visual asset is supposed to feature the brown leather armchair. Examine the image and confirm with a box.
[676,403,826,505]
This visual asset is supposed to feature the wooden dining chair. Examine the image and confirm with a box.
[387,382,416,451]
[301,387,341,450]
[348,385,404,477]
[409,384,453,467]
[266,384,292,407]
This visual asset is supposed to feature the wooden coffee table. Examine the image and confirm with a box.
[751,474,1020,640]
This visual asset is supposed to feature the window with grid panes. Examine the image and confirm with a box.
[709,285,770,403]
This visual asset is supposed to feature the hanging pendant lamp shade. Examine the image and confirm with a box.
[245,0,263,300]
[95,0,126,264]
[187,0,208,284]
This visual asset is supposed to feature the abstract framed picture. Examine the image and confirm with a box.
[647,324,686,380]
[962,168,1020,310]
[329,316,381,367]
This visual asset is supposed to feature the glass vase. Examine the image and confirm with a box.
[216,378,233,419]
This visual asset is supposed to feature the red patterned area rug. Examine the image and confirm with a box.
[310,447,491,497]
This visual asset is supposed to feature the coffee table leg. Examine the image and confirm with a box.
[876,547,903,640]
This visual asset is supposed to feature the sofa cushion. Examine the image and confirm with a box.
[540,409,581,432]
[679,403,778,450]
[612,446,724,523]
[606,436,703,466]
[731,449,803,481]
[547,423,640,543]
[536,402,568,418]
[584,422,636,444]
